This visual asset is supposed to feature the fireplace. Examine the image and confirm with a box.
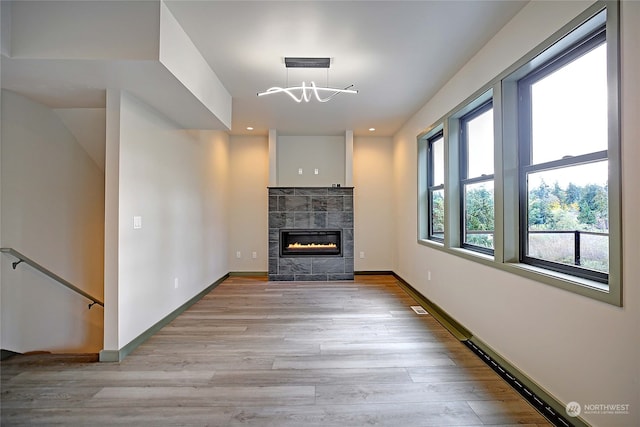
[269,187,354,281]
[280,229,342,257]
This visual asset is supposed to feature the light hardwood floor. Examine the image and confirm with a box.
[1,275,551,426]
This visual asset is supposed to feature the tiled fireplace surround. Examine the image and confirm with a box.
[269,187,354,281]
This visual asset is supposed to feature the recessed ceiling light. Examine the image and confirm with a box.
[369,128,376,132]
[246,127,254,131]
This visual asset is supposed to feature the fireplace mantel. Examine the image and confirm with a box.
[268,187,354,281]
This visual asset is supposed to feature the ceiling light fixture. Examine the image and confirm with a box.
[257,57,357,103]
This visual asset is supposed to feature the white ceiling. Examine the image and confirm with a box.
[164,0,528,136]
[2,1,529,137]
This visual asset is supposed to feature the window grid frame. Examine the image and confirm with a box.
[517,27,609,284]
[427,130,445,243]
[459,100,495,255]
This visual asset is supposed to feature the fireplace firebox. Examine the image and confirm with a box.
[280,229,342,257]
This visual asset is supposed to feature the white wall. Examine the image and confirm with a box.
[1,1,11,56]
[227,133,394,273]
[228,135,269,272]
[277,136,345,187]
[158,1,231,130]
[53,108,106,172]
[392,2,639,426]
[0,90,104,353]
[104,91,229,350]
[353,136,394,271]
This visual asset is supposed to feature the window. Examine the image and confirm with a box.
[517,22,608,283]
[427,131,445,242]
[460,101,494,253]
[417,2,620,305]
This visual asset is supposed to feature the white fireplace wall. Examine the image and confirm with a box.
[228,134,394,273]
[276,135,345,187]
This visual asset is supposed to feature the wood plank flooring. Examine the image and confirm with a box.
[1,275,551,426]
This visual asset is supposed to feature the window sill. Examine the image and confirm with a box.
[416,238,619,306]
[503,262,611,294]
[450,247,494,263]
[418,238,444,249]
[418,239,496,269]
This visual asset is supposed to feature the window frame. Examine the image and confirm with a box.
[517,26,609,283]
[416,1,621,306]
[459,100,495,255]
[427,130,445,243]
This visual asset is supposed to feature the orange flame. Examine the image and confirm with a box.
[287,242,337,249]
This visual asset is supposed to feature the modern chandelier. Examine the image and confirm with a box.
[257,57,358,103]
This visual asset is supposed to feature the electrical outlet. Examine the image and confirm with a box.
[174,278,179,289]
[427,271,432,281]
[133,216,142,229]
[359,251,365,259]
[236,251,241,259]
[252,251,257,259]
[314,168,319,175]
[298,168,303,175]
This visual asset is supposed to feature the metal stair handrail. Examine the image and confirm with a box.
[1,247,104,309]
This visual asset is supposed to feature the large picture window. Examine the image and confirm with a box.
[518,23,608,283]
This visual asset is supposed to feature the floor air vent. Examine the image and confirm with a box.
[464,340,574,427]
[410,305,428,315]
